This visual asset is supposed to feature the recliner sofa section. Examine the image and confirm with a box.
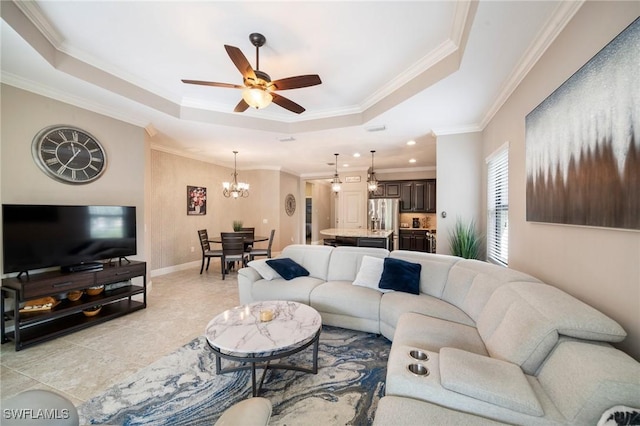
[237,244,640,425]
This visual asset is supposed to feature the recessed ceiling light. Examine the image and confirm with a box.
[409,158,417,163]
[407,140,416,145]
[343,163,349,167]
[353,152,361,158]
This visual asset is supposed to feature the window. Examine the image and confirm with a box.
[487,144,509,266]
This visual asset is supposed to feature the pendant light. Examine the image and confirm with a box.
[331,153,342,193]
[222,151,249,198]
[367,150,378,193]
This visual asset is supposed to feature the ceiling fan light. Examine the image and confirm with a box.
[242,87,273,109]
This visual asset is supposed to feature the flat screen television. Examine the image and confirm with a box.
[2,204,137,274]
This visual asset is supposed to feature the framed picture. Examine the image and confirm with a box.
[345,176,361,183]
[525,18,639,230]
[187,186,207,215]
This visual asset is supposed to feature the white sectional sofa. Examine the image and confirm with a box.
[237,244,640,425]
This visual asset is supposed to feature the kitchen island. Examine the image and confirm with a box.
[320,228,394,250]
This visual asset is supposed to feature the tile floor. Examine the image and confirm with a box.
[0,264,242,407]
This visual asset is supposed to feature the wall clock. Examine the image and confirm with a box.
[32,125,107,184]
[285,193,296,216]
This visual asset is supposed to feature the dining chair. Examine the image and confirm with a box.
[198,229,223,274]
[237,228,255,253]
[249,229,275,261]
[220,232,249,280]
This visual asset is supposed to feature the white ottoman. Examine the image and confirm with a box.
[214,397,272,426]
[2,390,79,426]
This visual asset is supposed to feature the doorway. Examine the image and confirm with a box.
[306,197,312,244]
[303,179,333,244]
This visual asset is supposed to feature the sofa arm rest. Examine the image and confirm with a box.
[239,266,261,282]
[238,267,261,304]
[440,347,543,416]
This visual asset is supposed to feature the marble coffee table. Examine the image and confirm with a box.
[205,300,322,397]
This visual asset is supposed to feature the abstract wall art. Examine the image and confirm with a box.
[525,18,639,230]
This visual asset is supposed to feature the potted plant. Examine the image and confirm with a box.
[448,218,483,259]
[232,220,244,231]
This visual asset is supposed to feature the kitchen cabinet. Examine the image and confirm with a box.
[399,180,436,213]
[370,182,401,198]
[371,180,435,213]
[399,229,429,252]
[425,179,436,213]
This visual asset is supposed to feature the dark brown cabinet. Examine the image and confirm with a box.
[400,180,436,213]
[1,261,147,350]
[399,230,429,252]
[425,179,436,213]
[370,181,401,198]
[371,180,435,213]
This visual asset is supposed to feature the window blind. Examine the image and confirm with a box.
[487,145,509,266]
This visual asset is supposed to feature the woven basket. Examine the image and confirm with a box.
[67,290,83,301]
[82,305,102,317]
[86,286,104,296]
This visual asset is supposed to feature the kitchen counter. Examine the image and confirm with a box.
[320,228,393,250]
[400,228,436,232]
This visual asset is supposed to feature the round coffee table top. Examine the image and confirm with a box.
[205,301,321,355]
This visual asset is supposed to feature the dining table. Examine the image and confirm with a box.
[209,235,269,244]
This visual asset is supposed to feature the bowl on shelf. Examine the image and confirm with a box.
[86,286,104,296]
[82,305,102,317]
[67,290,83,301]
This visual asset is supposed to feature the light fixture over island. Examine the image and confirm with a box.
[320,228,394,250]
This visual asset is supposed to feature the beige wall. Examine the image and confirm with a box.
[149,150,298,272]
[482,2,640,359]
[376,170,435,181]
[279,171,302,247]
[0,85,147,275]
[436,132,484,255]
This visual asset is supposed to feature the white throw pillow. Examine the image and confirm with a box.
[352,255,392,292]
[248,259,282,281]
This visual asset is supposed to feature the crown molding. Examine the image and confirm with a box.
[13,0,63,50]
[478,0,584,130]
[1,73,148,128]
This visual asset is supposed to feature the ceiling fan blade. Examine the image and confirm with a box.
[269,75,322,91]
[271,93,305,114]
[224,45,257,82]
[234,98,250,113]
[181,79,243,89]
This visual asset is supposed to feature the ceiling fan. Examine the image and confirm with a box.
[182,33,322,114]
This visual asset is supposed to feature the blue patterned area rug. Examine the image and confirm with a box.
[78,326,390,425]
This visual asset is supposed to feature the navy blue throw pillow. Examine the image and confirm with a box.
[266,258,310,281]
[378,257,421,295]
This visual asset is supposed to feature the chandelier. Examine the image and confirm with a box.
[367,150,378,192]
[331,153,342,194]
[222,151,249,198]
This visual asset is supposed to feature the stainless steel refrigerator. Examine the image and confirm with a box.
[368,198,399,250]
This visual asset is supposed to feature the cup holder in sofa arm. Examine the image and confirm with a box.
[408,363,430,376]
[409,349,429,361]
